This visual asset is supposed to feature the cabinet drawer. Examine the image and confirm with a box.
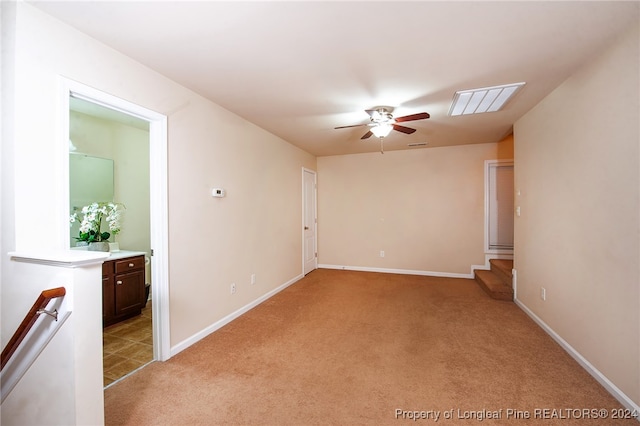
[114,255,145,273]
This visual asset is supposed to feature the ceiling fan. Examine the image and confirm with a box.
[335,107,430,140]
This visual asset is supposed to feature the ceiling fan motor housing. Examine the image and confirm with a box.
[370,108,394,124]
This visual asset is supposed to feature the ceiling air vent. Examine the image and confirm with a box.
[449,82,525,116]
[408,142,428,147]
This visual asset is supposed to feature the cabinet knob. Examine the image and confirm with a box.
[128,263,134,268]
[116,280,123,285]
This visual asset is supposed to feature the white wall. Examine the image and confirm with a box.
[514,22,639,407]
[1,256,106,426]
[1,3,315,424]
[317,138,513,276]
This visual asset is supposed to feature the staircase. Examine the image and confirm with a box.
[474,259,514,301]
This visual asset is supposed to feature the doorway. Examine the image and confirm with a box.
[485,159,514,254]
[303,168,317,275]
[69,97,154,385]
[59,79,171,372]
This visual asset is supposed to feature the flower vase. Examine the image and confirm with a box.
[88,241,110,252]
[108,242,120,252]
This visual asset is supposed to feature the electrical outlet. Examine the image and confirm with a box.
[380,250,385,258]
[251,274,256,285]
[231,283,236,294]
[540,287,546,301]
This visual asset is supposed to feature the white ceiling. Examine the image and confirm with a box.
[31,1,639,156]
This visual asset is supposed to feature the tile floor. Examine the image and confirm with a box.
[103,304,153,387]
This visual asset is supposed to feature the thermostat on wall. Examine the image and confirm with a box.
[211,188,226,198]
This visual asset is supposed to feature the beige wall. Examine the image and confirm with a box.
[166,95,316,343]
[5,0,315,345]
[4,0,638,422]
[514,23,639,406]
[1,4,315,423]
[317,137,513,275]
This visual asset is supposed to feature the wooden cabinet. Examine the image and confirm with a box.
[102,254,146,327]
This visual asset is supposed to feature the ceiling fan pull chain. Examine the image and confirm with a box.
[380,137,384,154]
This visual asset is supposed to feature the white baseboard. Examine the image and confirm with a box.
[318,264,473,279]
[170,273,303,357]
[320,255,514,279]
[515,298,640,416]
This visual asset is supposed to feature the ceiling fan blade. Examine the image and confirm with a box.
[394,112,430,123]
[361,131,373,139]
[393,124,416,134]
[334,123,369,129]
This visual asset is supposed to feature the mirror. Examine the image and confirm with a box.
[69,153,114,246]
[68,95,150,251]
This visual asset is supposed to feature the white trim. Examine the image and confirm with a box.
[302,167,318,275]
[58,78,171,362]
[318,264,473,279]
[56,84,73,249]
[515,298,640,415]
[320,254,514,280]
[484,159,514,255]
[170,273,304,357]
[148,109,170,362]
[9,250,109,268]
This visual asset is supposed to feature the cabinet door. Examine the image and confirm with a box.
[114,270,145,317]
[103,274,115,324]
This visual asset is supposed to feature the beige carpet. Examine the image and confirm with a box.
[105,269,635,425]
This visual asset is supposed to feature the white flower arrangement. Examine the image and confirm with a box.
[69,202,125,243]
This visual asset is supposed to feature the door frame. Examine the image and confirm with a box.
[484,159,514,255]
[58,78,171,361]
[302,168,317,275]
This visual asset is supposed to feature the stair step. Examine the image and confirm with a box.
[474,269,513,301]
[490,259,513,286]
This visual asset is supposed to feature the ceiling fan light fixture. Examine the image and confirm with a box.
[371,123,393,138]
[449,82,525,116]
